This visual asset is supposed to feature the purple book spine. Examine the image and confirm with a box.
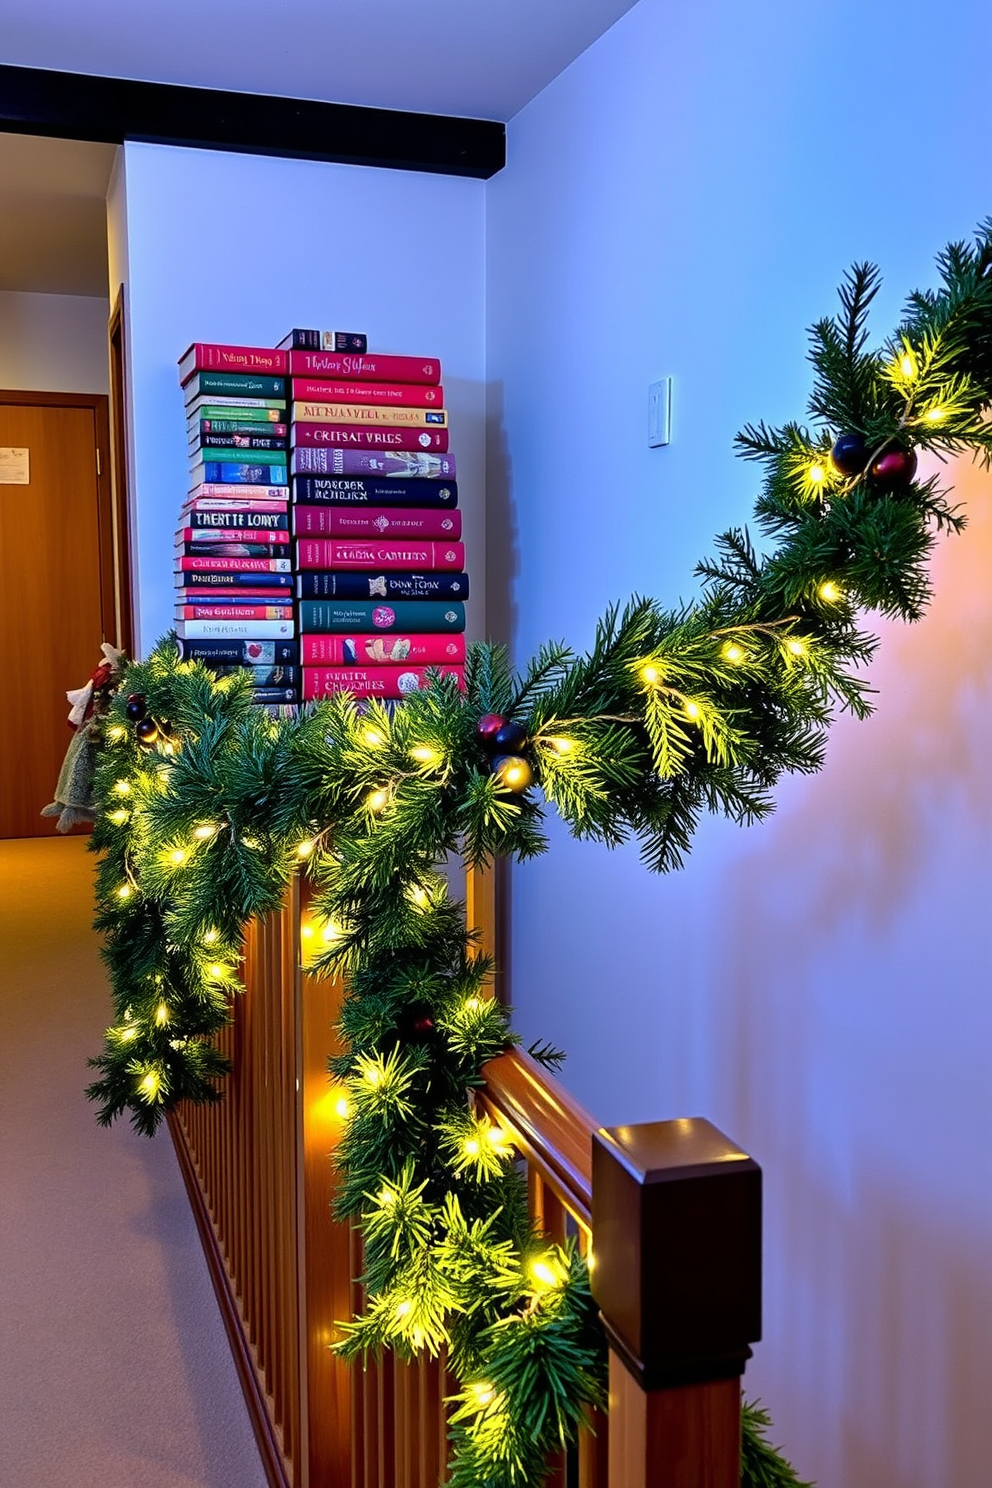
[291,447,457,479]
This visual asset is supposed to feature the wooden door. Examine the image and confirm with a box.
[0,392,115,839]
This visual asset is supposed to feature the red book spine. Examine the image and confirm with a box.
[302,665,465,700]
[177,604,292,620]
[292,506,461,540]
[176,527,290,544]
[180,343,288,380]
[293,423,448,453]
[290,379,444,407]
[289,351,440,384]
[301,634,467,666]
[297,539,464,571]
[175,555,292,573]
[189,483,290,500]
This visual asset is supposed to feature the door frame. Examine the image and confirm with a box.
[0,388,128,652]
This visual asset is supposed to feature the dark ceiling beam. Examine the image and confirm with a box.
[0,64,505,180]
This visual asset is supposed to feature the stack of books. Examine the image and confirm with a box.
[174,343,299,706]
[286,342,468,703]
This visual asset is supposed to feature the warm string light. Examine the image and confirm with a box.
[683,699,701,721]
[469,1382,496,1409]
[155,1002,170,1026]
[818,580,843,603]
[362,727,386,747]
[640,662,661,686]
[116,884,132,900]
[168,847,188,867]
[113,779,131,796]
[192,823,218,840]
[108,808,129,825]
[409,743,440,765]
[721,641,745,665]
[137,1069,163,1102]
[202,928,219,945]
[924,406,946,423]
[106,725,127,742]
[529,1255,562,1290]
[786,637,807,658]
[807,461,827,486]
[367,788,389,813]
[296,838,315,859]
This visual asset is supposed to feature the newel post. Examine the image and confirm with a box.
[591,1119,762,1488]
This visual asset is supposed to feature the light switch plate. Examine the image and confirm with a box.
[648,378,672,447]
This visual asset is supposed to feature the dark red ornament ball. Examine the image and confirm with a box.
[411,1015,435,1036]
[871,447,918,488]
[125,694,146,722]
[830,432,868,476]
[476,713,506,749]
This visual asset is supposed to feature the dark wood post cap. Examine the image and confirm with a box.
[591,1118,761,1389]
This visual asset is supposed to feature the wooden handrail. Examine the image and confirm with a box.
[480,1046,596,1229]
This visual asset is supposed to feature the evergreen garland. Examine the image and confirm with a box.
[87,224,992,1486]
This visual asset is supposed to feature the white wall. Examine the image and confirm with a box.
[0,291,109,392]
[118,141,486,655]
[487,2,992,1485]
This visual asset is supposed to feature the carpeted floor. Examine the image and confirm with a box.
[0,836,268,1488]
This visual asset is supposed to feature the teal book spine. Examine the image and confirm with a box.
[298,599,466,634]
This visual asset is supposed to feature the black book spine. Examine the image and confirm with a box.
[175,639,300,664]
[291,475,457,508]
[174,571,293,588]
[197,433,289,451]
[296,571,470,600]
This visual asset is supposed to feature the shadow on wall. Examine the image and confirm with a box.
[711,453,992,1488]
[485,379,518,650]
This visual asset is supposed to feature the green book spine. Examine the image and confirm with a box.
[187,371,286,398]
[299,600,466,634]
[190,446,290,465]
[187,405,286,424]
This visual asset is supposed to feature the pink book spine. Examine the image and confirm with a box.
[291,379,444,407]
[175,556,292,572]
[302,665,465,700]
[177,605,291,620]
[293,506,462,540]
[177,527,290,544]
[185,500,289,515]
[297,539,465,571]
[288,351,440,384]
[301,634,467,666]
[293,423,448,453]
[180,343,288,380]
[189,483,290,500]
[179,589,290,601]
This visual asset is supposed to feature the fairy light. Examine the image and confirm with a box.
[818,580,843,603]
[296,839,315,859]
[546,737,574,754]
[808,462,826,485]
[334,1094,351,1120]
[529,1256,560,1289]
[107,725,127,742]
[377,1186,396,1207]
[113,779,131,796]
[470,1383,496,1409]
[463,997,482,1012]
[193,823,218,840]
[169,848,188,866]
[367,788,389,812]
[407,884,429,909]
[463,1137,481,1158]
[321,920,343,944]
[363,727,386,747]
[721,642,745,665]
[684,699,701,720]
[208,963,224,980]
[203,928,219,945]
[395,1300,412,1319]
[138,1070,162,1101]
[155,1002,170,1026]
[640,662,661,686]
[409,743,439,764]
[900,351,917,379]
[118,1025,138,1042]
[117,885,132,900]
[364,1065,383,1089]
[786,637,808,657]
[108,808,128,825]
[487,1126,508,1150]
[924,406,946,423]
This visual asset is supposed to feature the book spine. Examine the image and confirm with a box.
[188,483,289,501]
[291,476,457,507]
[302,665,465,700]
[179,586,293,599]
[252,688,300,702]
[175,618,297,638]
[196,420,289,437]
[175,639,299,664]
[188,401,287,417]
[180,343,288,380]
[293,507,461,540]
[301,633,467,665]
[292,423,448,453]
[291,402,447,428]
[279,330,368,352]
[198,433,289,451]
[288,351,440,384]
[176,528,290,544]
[189,511,289,530]
[175,550,292,568]
[296,571,469,601]
[192,463,289,486]
[291,448,456,479]
[297,539,464,572]
[176,605,292,620]
[186,371,287,399]
[290,379,443,407]
[210,665,299,684]
[185,499,288,514]
[298,600,465,634]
